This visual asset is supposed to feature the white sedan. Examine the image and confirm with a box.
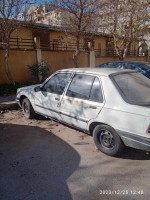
[16,68,150,156]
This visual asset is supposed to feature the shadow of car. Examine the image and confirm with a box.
[0,123,80,200]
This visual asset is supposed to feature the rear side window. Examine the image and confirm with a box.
[90,77,103,102]
[66,74,103,102]
[43,73,71,95]
[66,74,94,100]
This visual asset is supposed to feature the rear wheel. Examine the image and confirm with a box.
[93,124,124,156]
[22,98,35,119]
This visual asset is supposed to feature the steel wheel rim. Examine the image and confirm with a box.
[98,130,115,149]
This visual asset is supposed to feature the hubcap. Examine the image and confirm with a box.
[99,130,114,148]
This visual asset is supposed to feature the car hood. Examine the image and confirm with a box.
[16,84,42,97]
[19,84,41,90]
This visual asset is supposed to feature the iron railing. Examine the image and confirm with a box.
[0,38,147,58]
[0,38,35,50]
[40,41,88,51]
[95,49,146,57]
[9,38,35,50]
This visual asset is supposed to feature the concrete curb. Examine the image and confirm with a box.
[0,102,19,111]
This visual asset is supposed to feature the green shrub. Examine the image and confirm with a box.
[28,60,50,83]
[0,82,33,96]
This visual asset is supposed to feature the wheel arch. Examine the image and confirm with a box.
[19,95,28,106]
[89,122,111,135]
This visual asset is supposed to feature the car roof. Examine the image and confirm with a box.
[59,68,135,76]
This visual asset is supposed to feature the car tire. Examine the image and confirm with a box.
[22,98,35,119]
[93,124,124,156]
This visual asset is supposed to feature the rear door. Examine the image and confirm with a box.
[60,73,104,130]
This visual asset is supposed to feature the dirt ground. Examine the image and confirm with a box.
[1,109,150,200]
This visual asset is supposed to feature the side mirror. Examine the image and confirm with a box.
[34,86,41,92]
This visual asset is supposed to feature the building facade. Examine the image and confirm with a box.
[0,22,146,84]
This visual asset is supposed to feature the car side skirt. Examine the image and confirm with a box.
[35,111,90,135]
[117,130,150,152]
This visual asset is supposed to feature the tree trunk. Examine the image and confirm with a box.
[118,52,124,60]
[122,47,128,60]
[122,42,131,60]
[115,47,124,61]
[74,50,79,68]
[4,46,15,85]
[74,36,80,68]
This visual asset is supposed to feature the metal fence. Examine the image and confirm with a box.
[9,38,35,50]
[40,41,87,51]
[0,38,35,50]
[0,38,147,58]
[95,49,146,57]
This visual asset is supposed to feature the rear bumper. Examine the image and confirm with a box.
[117,130,150,152]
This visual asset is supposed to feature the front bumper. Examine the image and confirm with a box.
[16,97,21,107]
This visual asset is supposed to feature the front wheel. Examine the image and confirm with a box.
[22,98,35,119]
[93,125,124,156]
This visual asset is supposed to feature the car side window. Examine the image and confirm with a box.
[66,74,94,100]
[90,77,103,102]
[43,73,71,95]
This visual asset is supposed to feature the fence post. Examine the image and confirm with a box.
[34,37,42,82]
[90,51,95,68]
[146,50,150,62]
[17,37,19,49]
[34,37,42,64]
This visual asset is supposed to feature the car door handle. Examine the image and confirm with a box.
[89,106,97,109]
[55,97,60,101]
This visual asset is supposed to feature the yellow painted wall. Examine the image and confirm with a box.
[42,51,89,73]
[0,50,37,84]
[0,49,89,84]
[126,57,147,62]
[94,37,106,50]
[11,28,33,39]
[0,46,147,84]
[49,31,76,44]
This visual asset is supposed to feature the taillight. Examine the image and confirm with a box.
[147,125,150,133]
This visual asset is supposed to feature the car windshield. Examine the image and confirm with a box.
[111,72,150,106]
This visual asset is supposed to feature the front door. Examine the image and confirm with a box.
[34,72,71,120]
[60,74,104,130]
